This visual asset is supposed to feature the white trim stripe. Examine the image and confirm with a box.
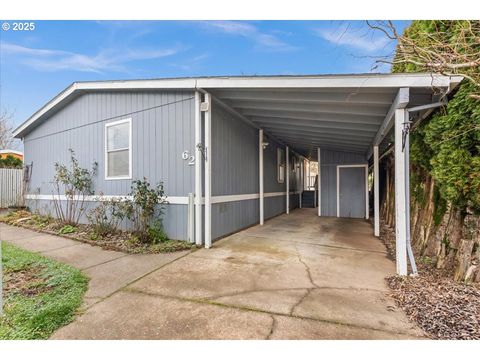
[24,191,295,205]
[25,194,189,205]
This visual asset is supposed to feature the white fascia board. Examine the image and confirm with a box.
[196,74,461,89]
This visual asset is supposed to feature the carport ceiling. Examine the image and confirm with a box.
[13,73,462,162]
[209,86,445,159]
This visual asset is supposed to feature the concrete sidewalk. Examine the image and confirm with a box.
[0,222,191,308]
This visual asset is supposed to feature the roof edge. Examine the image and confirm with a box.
[13,73,463,139]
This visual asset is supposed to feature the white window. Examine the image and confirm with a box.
[105,118,132,180]
[277,148,285,183]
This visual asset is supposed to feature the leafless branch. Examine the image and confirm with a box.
[367,20,480,98]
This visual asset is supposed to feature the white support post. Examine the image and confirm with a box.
[259,129,264,225]
[374,146,380,237]
[394,108,408,275]
[365,165,369,220]
[405,122,418,274]
[194,91,202,246]
[299,158,303,209]
[286,146,290,214]
[317,147,321,216]
[307,161,310,190]
[204,92,212,249]
[187,193,195,243]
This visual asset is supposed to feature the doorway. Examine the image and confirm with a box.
[336,165,368,219]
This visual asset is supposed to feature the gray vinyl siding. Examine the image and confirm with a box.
[210,105,299,240]
[211,105,259,239]
[320,149,366,217]
[23,90,195,240]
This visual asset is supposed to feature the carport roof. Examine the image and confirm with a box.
[14,73,462,159]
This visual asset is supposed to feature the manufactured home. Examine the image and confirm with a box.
[13,73,462,275]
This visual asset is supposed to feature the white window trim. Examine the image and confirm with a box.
[105,118,132,180]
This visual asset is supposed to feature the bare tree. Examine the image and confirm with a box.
[367,20,480,99]
[0,109,15,149]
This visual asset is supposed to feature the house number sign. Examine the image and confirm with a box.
[182,150,195,165]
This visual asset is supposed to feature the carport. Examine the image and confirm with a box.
[195,73,462,275]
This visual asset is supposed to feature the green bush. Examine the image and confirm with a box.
[58,224,77,235]
[123,178,169,243]
[0,154,22,169]
[394,21,480,215]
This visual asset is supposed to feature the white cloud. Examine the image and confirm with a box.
[1,42,183,73]
[314,25,391,53]
[168,52,209,72]
[200,21,297,52]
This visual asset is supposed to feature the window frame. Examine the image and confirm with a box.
[104,118,132,180]
[277,147,285,184]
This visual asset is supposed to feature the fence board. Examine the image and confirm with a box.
[0,168,23,208]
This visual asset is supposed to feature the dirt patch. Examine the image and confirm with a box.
[4,266,52,297]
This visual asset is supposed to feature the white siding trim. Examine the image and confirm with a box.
[25,191,291,206]
[25,194,188,205]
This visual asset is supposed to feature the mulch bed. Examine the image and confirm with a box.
[379,220,480,339]
[1,210,194,254]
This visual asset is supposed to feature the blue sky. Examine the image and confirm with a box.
[0,20,409,127]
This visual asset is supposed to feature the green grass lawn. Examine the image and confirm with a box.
[0,242,88,339]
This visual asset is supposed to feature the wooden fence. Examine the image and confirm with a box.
[0,168,23,208]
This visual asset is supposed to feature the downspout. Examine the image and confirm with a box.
[402,101,446,275]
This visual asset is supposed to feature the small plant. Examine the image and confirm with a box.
[147,219,169,244]
[51,149,97,226]
[86,196,128,237]
[123,178,168,243]
[58,224,77,234]
[30,213,52,228]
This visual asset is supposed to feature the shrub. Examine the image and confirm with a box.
[0,154,22,169]
[123,178,168,243]
[51,149,97,226]
[86,196,128,237]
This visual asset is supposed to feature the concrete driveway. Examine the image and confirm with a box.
[51,208,423,339]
